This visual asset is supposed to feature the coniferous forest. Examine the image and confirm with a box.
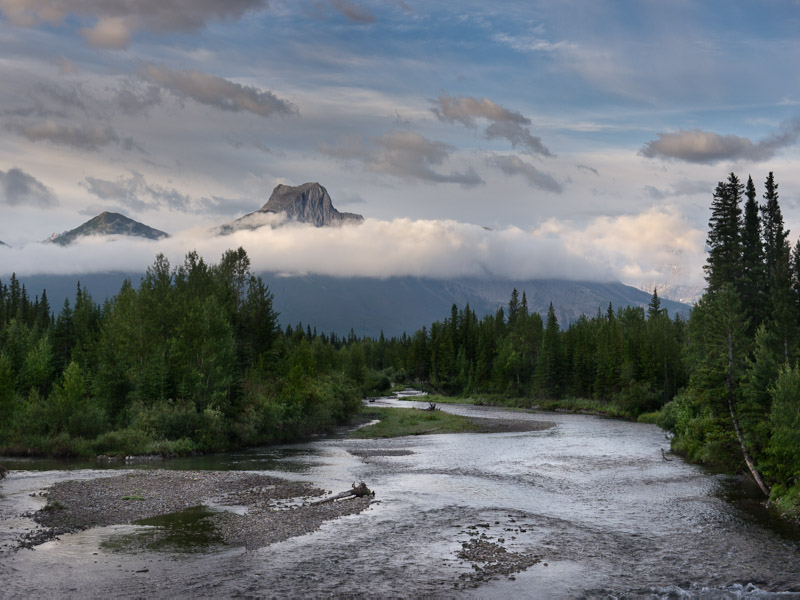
[1,172,799,513]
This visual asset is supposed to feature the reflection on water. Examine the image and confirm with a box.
[2,403,800,598]
[101,506,226,554]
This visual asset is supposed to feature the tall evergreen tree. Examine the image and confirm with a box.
[761,172,788,284]
[741,175,764,333]
[705,174,743,293]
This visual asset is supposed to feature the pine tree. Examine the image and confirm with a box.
[761,172,787,284]
[705,174,743,293]
[741,175,764,333]
[647,288,662,319]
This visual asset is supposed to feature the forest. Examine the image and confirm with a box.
[1,172,799,514]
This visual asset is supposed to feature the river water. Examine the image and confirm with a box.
[2,399,800,598]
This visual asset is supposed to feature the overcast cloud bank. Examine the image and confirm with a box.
[0,212,705,290]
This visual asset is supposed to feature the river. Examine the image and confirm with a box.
[2,398,800,598]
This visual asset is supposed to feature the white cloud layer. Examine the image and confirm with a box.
[0,211,706,290]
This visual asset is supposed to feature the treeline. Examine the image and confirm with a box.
[661,172,800,513]
[0,249,368,457]
[364,291,687,416]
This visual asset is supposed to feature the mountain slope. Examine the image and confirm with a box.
[222,182,363,233]
[263,275,691,337]
[47,212,169,246]
[13,273,691,338]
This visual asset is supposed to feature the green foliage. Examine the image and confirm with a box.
[352,406,478,438]
[0,249,362,457]
[765,364,800,485]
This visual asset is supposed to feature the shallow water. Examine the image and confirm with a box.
[2,400,800,598]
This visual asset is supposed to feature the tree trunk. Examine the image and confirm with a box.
[311,482,373,505]
[727,330,770,497]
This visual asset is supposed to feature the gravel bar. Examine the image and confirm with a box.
[26,470,371,551]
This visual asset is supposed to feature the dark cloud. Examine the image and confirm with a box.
[431,93,553,156]
[484,121,552,157]
[140,65,296,118]
[487,154,562,193]
[640,120,800,164]
[81,172,255,216]
[329,0,375,23]
[0,0,269,49]
[7,120,134,150]
[82,172,189,211]
[320,130,485,188]
[116,84,162,116]
[0,167,58,207]
[576,164,599,176]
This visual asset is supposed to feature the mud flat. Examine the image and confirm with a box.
[24,469,371,551]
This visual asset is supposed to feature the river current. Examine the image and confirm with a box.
[2,399,800,598]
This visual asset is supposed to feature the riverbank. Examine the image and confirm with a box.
[397,392,662,423]
[21,470,371,551]
[352,406,553,438]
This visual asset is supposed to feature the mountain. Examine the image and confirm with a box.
[13,272,690,338]
[222,182,364,233]
[46,212,169,246]
[263,275,691,337]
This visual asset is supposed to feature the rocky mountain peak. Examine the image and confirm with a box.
[259,182,363,227]
[46,212,169,246]
[220,181,364,234]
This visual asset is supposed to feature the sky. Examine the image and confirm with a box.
[2,0,800,297]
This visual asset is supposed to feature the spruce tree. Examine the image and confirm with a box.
[741,175,764,333]
[761,172,787,283]
[705,174,743,293]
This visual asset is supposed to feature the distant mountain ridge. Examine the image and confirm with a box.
[13,272,691,338]
[46,212,169,246]
[222,182,364,233]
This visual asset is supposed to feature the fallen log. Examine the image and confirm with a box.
[312,482,374,505]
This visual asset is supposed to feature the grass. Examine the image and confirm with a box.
[350,407,480,438]
[397,394,478,406]
[121,495,145,501]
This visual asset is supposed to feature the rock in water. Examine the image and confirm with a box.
[221,182,364,233]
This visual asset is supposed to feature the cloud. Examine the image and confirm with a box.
[487,154,562,193]
[0,167,57,207]
[7,120,135,150]
[320,130,485,187]
[644,179,710,200]
[484,121,552,156]
[431,94,529,127]
[81,172,257,216]
[140,65,296,118]
[115,84,162,116]
[0,210,705,292]
[640,120,800,164]
[329,0,375,23]
[0,0,269,49]
[563,206,705,286]
[576,164,599,176]
[431,94,552,156]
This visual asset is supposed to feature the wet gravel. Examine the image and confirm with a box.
[23,470,371,551]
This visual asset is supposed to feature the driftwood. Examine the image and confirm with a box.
[312,482,374,505]
[661,448,673,462]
